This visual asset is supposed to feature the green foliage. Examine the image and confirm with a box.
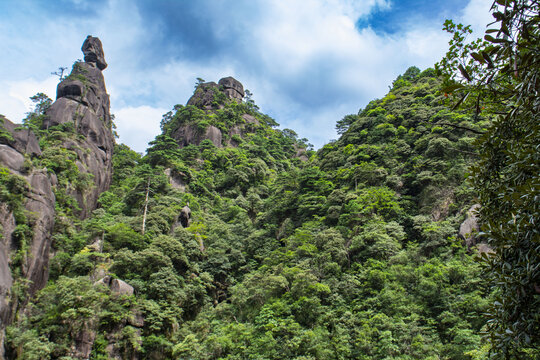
[438,1,539,357]
[8,68,498,359]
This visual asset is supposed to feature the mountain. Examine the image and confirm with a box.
[0,37,492,359]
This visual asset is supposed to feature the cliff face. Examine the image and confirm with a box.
[44,35,114,218]
[0,117,56,332]
[172,76,264,148]
[0,36,113,358]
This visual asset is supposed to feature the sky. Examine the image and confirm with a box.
[0,0,493,153]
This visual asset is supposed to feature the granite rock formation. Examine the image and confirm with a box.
[459,204,481,249]
[218,76,244,102]
[44,35,114,218]
[0,36,114,359]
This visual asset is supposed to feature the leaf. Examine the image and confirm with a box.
[441,83,465,93]
[482,52,495,68]
[458,64,472,81]
[471,52,486,63]
[484,34,510,44]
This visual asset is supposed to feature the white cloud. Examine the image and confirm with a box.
[0,0,494,150]
[0,76,58,123]
[462,0,494,35]
[112,105,168,153]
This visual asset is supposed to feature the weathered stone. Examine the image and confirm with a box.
[71,324,97,360]
[128,312,144,328]
[24,170,56,296]
[171,123,222,148]
[459,204,481,249]
[0,205,14,330]
[0,118,41,157]
[45,37,114,219]
[187,81,219,109]
[0,145,25,172]
[110,278,134,296]
[94,275,112,287]
[242,113,259,125]
[82,35,107,70]
[57,79,84,99]
[164,168,186,191]
[219,76,244,101]
[179,205,191,228]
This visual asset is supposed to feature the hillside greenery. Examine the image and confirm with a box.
[3,68,505,360]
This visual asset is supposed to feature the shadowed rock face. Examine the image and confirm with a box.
[171,123,223,148]
[0,118,56,354]
[0,36,114,358]
[218,76,244,101]
[187,82,218,109]
[82,35,107,70]
[44,36,114,219]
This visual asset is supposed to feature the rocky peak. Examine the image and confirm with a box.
[43,35,114,218]
[218,76,244,101]
[187,77,245,109]
[82,35,107,70]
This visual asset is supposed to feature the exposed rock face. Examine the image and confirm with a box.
[95,276,134,296]
[218,76,244,101]
[459,204,481,249]
[175,77,252,148]
[179,205,191,228]
[171,123,223,148]
[164,168,186,191]
[0,119,56,360]
[44,36,114,218]
[0,36,114,358]
[0,119,41,156]
[82,35,107,70]
[187,81,218,109]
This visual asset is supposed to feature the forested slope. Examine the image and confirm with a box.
[1,58,498,359]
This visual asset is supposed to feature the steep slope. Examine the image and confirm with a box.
[2,64,492,359]
[0,36,114,359]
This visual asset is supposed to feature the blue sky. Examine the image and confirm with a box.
[0,0,492,152]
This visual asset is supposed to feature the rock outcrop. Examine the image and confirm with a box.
[179,205,191,228]
[459,204,481,249]
[171,123,223,148]
[0,36,114,359]
[218,76,244,102]
[175,77,259,149]
[0,119,56,360]
[43,35,114,218]
[187,81,219,109]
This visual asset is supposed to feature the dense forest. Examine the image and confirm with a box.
[0,1,538,359]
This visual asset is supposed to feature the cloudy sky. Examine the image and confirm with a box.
[0,0,492,152]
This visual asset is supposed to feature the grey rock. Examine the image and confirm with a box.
[0,206,14,329]
[0,118,41,157]
[179,205,191,228]
[57,79,84,99]
[71,324,97,359]
[82,35,107,70]
[219,76,244,101]
[44,37,114,218]
[242,113,259,125]
[459,204,481,249]
[164,168,186,191]
[110,278,134,296]
[0,145,25,172]
[94,275,112,287]
[24,170,56,296]
[128,312,144,328]
[171,123,222,148]
[187,82,219,109]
